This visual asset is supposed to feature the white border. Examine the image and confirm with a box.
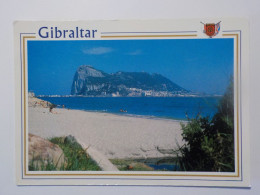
[14,19,250,187]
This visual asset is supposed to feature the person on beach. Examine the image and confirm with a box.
[49,104,56,113]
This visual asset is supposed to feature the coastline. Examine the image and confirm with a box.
[63,109,189,123]
[38,95,220,122]
[28,98,185,160]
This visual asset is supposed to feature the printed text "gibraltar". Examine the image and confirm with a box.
[38,27,98,39]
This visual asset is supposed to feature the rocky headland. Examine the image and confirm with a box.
[71,65,189,97]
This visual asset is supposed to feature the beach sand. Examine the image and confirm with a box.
[28,105,185,160]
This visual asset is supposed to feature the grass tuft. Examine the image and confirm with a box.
[29,136,101,171]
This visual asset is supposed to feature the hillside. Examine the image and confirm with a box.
[71,65,189,97]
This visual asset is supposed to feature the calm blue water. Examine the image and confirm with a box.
[147,164,180,171]
[39,97,220,120]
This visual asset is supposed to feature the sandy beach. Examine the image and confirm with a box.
[28,102,185,160]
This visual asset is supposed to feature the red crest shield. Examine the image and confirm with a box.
[205,24,215,37]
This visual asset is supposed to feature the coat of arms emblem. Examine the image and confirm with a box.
[201,22,221,38]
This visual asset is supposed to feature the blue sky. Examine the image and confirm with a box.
[28,38,233,95]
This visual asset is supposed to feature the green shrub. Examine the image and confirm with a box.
[177,78,234,172]
[29,157,57,171]
[50,136,101,171]
[29,136,101,171]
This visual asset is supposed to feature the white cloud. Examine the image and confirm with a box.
[127,49,142,55]
[83,47,114,55]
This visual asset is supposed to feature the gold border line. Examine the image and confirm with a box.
[22,34,240,178]
[101,35,197,38]
[23,36,36,176]
[223,33,240,178]
[25,173,237,177]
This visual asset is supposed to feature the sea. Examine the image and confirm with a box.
[39,96,221,121]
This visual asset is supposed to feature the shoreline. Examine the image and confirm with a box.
[37,96,206,122]
[32,94,187,124]
[60,108,189,123]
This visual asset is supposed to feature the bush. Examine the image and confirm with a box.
[177,79,234,172]
[50,136,101,171]
[49,103,57,112]
[29,136,101,171]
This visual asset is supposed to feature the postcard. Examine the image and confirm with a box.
[14,19,250,187]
